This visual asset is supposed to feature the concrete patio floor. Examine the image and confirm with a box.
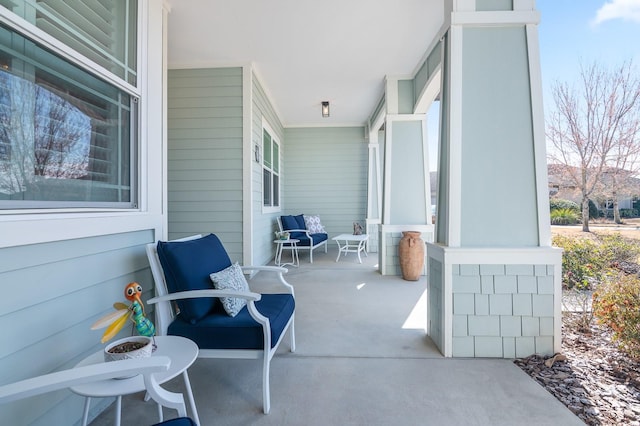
[91,243,583,426]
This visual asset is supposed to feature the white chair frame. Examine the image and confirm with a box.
[145,235,296,414]
[276,217,328,263]
[0,357,188,422]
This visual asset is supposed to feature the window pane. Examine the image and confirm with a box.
[273,174,279,207]
[263,128,271,169]
[263,168,271,206]
[0,22,136,208]
[4,0,138,85]
[273,142,279,174]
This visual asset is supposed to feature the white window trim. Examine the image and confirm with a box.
[261,119,281,214]
[0,0,167,248]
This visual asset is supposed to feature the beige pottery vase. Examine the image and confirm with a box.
[398,231,425,281]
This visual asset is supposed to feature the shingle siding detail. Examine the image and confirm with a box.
[452,263,555,358]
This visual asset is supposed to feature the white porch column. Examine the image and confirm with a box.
[379,77,434,276]
[428,0,562,358]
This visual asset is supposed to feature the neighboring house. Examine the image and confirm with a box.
[548,164,640,213]
[0,1,560,424]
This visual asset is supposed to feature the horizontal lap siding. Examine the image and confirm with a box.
[168,67,244,260]
[283,127,367,236]
[0,230,155,425]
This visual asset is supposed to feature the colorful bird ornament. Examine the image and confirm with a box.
[91,282,156,344]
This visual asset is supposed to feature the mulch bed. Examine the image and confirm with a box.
[515,313,640,425]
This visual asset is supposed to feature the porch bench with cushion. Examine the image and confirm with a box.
[277,214,328,263]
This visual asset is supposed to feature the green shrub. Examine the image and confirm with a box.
[553,233,640,289]
[620,208,639,218]
[552,235,609,289]
[550,198,580,213]
[550,208,580,225]
[597,233,640,265]
[593,273,640,358]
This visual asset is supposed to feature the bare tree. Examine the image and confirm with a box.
[547,61,640,231]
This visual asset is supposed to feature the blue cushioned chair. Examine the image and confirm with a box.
[146,234,296,414]
[277,214,328,263]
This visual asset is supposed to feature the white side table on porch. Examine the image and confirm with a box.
[71,336,200,426]
[332,234,369,263]
[274,239,300,267]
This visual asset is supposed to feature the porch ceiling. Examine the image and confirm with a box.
[166,0,444,128]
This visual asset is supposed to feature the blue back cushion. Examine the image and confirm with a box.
[294,214,306,229]
[281,215,306,239]
[156,234,232,324]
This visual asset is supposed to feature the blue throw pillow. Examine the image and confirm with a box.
[157,234,232,324]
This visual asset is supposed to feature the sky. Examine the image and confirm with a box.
[537,0,640,108]
[428,0,640,170]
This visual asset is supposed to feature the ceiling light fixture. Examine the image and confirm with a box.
[321,101,330,118]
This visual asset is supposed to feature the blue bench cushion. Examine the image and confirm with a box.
[157,234,232,324]
[168,294,295,349]
[295,233,328,247]
[153,418,197,426]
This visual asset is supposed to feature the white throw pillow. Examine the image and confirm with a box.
[209,262,249,317]
[304,215,326,234]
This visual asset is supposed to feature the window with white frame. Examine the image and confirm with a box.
[0,1,138,209]
[262,125,280,210]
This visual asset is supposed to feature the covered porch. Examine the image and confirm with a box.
[0,0,564,424]
[91,245,579,425]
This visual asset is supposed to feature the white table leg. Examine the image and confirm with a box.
[81,397,91,426]
[157,402,163,423]
[182,370,200,426]
[292,242,299,267]
[275,243,281,266]
[114,395,122,426]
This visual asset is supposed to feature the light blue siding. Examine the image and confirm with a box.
[0,230,155,425]
[283,127,367,237]
[167,67,244,260]
[476,0,513,11]
[389,121,427,224]
[460,26,538,246]
[252,71,285,265]
[413,41,442,106]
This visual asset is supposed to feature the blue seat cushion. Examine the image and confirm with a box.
[153,418,197,426]
[296,233,328,247]
[167,294,295,349]
[157,234,232,324]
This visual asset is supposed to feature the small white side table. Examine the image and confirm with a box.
[274,239,299,267]
[332,234,369,263]
[71,336,200,426]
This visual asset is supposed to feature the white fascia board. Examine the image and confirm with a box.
[525,24,552,247]
[414,66,442,114]
[448,26,463,247]
[452,10,540,26]
[242,65,253,266]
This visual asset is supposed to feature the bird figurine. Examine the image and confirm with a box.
[91,282,155,344]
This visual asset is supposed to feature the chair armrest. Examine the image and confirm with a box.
[147,289,261,306]
[240,265,288,274]
[240,266,295,295]
[0,357,171,404]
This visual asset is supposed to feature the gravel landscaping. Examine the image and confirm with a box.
[515,312,640,425]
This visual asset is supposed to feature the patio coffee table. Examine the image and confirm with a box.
[332,234,368,263]
[71,335,200,426]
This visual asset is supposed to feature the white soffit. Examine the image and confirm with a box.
[166,0,443,127]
